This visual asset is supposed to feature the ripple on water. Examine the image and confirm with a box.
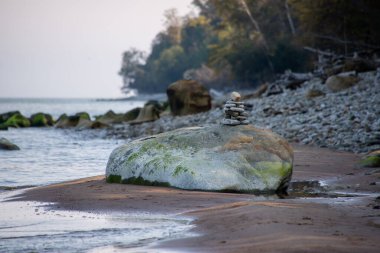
[0,190,195,253]
[0,127,124,188]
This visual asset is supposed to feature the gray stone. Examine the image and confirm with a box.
[229,107,245,113]
[222,118,240,125]
[0,137,20,150]
[106,125,293,192]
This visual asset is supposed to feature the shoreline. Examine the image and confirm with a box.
[11,143,380,252]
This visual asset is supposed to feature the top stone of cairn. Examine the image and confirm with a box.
[231,91,241,102]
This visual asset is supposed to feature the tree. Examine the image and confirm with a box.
[118,49,145,94]
[289,0,380,54]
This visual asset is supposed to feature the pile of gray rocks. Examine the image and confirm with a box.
[105,70,379,154]
[221,92,249,126]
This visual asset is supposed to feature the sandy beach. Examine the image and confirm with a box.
[14,144,380,252]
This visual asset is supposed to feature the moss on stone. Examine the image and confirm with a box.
[127,152,140,162]
[106,174,122,183]
[361,156,380,168]
[255,161,292,187]
[3,114,31,128]
[173,165,190,177]
[75,112,91,120]
[121,176,171,187]
[30,113,48,127]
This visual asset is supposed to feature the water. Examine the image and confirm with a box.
[0,98,194,252]
[0,191,194,253]
[0,98,145,119]
[0,97,146,187]
[0,127,123,188]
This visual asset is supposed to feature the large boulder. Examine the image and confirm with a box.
[326,75,359,92]
[30,113,54,127]
[0,137,20,150]
[106,125,293,193]
[166,80,211,116]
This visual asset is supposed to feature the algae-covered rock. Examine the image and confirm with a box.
[0,137,20,150]
[75,112,91,120]
[0,111,22,124]
[106,125,293,193]
[361,150,380,168]
[1,113,30,128]
[30,113,54,127]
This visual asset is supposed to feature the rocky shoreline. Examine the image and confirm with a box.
[106,70,379,154]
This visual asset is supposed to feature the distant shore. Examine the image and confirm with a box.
[15,143,380,252]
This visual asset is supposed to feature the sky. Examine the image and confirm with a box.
[0,0,194,98]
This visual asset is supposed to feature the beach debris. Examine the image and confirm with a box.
[222,92,249,126]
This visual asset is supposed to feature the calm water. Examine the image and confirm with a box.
[0,127,123,188]
[0,97,147,188]
[0,98,194,252]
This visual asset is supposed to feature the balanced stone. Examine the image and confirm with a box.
[229,107,245,113]
[222,118,240,125]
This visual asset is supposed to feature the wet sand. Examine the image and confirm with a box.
[15,144,380,252]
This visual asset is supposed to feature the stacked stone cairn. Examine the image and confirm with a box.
[222,92,250,126]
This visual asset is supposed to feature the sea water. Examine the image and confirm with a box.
[0,191,194,253]
[0,98,194,252]
[0,97,146,119]
[0,98,147,188]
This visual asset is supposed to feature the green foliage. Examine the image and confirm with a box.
[118,0,378,93]
[290,0,380,53]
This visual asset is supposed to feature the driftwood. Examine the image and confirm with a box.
[304,46,379,78]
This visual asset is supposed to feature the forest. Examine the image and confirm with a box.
[119,0,380,94]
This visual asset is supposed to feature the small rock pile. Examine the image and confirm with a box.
[222,92,249,126]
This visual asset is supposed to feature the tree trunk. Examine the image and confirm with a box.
[238,0,274,74]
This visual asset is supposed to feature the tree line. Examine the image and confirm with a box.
[119,0,380,94]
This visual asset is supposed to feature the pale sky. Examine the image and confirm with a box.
[0,0,194,98]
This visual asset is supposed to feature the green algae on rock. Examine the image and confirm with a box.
[361,150,380,168]
[30,113,54,127]
[106,125,293,193]
[1,113,31,128]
